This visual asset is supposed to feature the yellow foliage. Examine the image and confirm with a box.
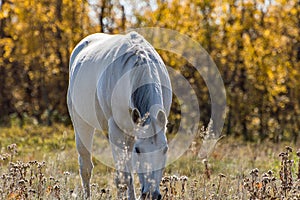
[0,0,299,140]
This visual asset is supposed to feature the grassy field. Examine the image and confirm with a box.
[0,124,299,199]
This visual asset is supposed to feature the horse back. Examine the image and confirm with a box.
[68,33,120,130]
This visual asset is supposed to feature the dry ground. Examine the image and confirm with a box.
[0,124,299,199]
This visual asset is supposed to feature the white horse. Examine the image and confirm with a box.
[67,31,172,200]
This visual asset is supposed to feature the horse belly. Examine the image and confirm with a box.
[70,63,101,130]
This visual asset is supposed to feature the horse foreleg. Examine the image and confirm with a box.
[73,113,94,199]
[115,171,135,199]
[108,118,136,200]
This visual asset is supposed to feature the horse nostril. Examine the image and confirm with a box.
[141,192,149,199]
[163,146,168,154]
[152,192,162,200]
[157,194,162,200]
[135,147,141,154]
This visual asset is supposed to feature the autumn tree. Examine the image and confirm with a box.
[133,0,300,142]
[0,0,299,142]
[0,0,93,125]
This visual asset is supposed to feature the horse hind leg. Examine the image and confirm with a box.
[77,136,94,199]
[73,112,94,198]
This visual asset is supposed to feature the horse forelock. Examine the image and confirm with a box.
[132,83,162,119]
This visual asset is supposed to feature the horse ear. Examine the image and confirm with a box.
[156,109,167,127]
[130,108,141,125]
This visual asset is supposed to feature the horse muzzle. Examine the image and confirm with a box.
[140,190,162,200]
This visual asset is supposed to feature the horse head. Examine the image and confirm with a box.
[131,107,168,200]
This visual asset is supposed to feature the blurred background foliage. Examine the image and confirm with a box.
[0,0,299,142]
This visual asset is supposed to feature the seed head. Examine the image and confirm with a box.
[279,152,287,158]
[180,176,188,182]
[63,171,70,176]
[54,184,60,190]
[271,177,276,182]
[250,168,259,176]
[218,173,226,178]
[267,170,273,176]
[287,160,294,164]
[118,184,127,192]
[91,183,98,187]
[262,173,268,178]
[296,150,300,157]
[18,179,26,185]
[162,186,168,192]
[171,175,179,181]
[285,146,292,152]
[100,188,106,194]
[162,176,170,183]
[262,176,269,184]
[28,189,36,193]
[7,144,17,151]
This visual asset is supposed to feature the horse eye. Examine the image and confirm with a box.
[135,147,141,154]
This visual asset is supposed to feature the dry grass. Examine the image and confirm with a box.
[0,125,299,199]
